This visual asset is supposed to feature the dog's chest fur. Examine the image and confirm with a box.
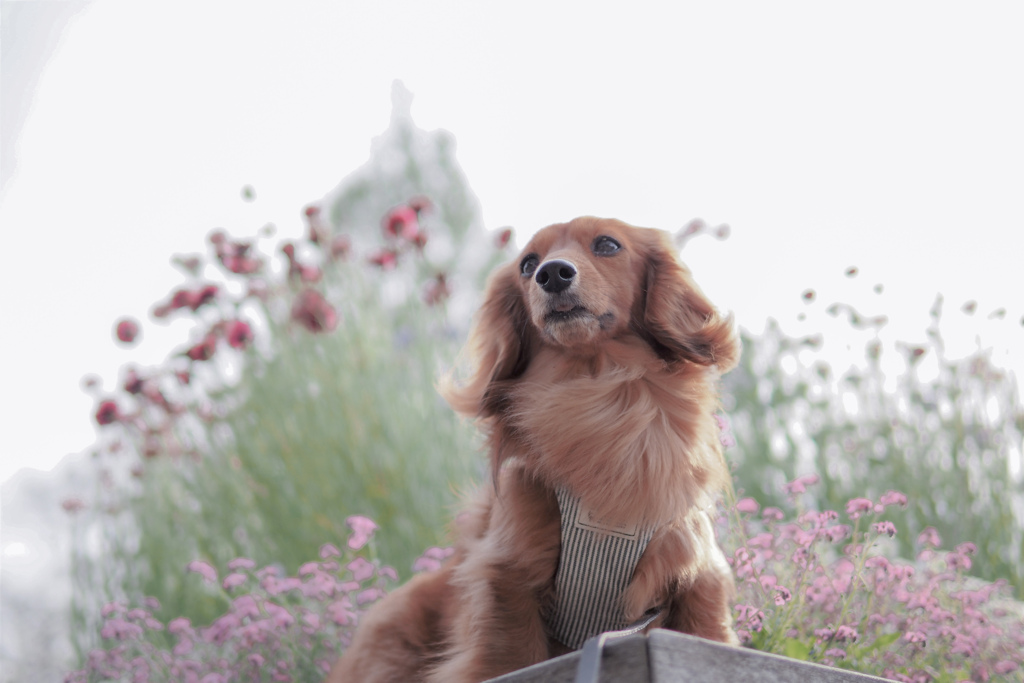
[507,341,720,527]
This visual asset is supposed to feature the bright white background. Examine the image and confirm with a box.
[2,0,1023,487]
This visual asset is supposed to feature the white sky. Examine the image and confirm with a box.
[2,1,1022,485]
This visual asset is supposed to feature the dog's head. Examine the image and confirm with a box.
[443,217,739,418]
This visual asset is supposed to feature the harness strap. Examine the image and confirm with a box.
[572,607,663,683]
[547,487,658,649]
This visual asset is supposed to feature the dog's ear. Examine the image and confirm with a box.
[440,262,535,418]
[635,229,739,371]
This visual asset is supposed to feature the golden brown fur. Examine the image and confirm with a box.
[328,217,740,683]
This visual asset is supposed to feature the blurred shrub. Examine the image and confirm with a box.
[70,86,510,653]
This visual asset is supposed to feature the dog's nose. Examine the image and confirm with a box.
[535,259,577,294]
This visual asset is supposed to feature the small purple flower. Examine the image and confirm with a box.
[878,490,907,508]
[319,543,341,559]
[167,617,191,635]
[327,599,356,626]
[356,588,385,605]
[101,618,144,641]
[227,557,256,571]
[222,572,247,590]
[904,630,927,646]
[872,521,897,537]
[264,601,295,628]
[814,627,835,641]
[917,527,942,548]
[845,498,874,519]
[186,560,218,583]
[232,595,260,620]
[834,625,859,642]
[784,473,819,495]
[347,557,375,582]
[346,515,378,550]
[735,497,760,514]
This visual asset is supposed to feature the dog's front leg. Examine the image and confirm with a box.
[428,465,560,683]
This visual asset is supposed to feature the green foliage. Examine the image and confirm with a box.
[129,269,482,629]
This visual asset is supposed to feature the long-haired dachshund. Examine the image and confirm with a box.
[329,217,740,682]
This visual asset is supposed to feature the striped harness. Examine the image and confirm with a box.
[545,487,658,649]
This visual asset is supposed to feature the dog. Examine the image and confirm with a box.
[328,217,740,682]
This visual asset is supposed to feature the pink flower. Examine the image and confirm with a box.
[904,631,927,646]
[327,598,356,626]
[222,573,247,590]
[917,527,942,548]
[232,594,260,620]
[290,289,338,333]
[264,601,294,628]
[835,625,859,642]
[382,205,421,242]
[495,227,513,249]
[346,515,378,550]
[95,400,120,426]
[347,557,375,582]
[227,557,256,570]
[845,498,874,519]
[225,320,253,349]
[879,490,907,508]
[101,618,144,641]
[784,473,819,495]
[995,661,1019,675]
[413,546,454,573]
[319,543,341,559]
[735,498,760,514]
[168,617,191,635]
[186,334,217,362]
[872,521,897,537]
[186,560,218,583]
[61,498,86,514]
[368,247,399,269]
[762,507,784,522]
[356,587,385,605]
[114,318,140,345]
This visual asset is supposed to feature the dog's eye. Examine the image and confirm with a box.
[592,236,621,256]
[520,254,539,277]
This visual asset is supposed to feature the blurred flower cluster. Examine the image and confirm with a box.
[65,518,396,683]
[722,475,1024,681]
